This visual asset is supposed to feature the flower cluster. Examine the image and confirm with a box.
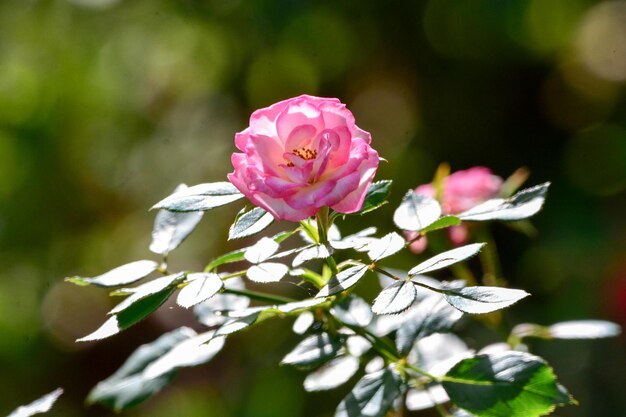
[407,167,503,253]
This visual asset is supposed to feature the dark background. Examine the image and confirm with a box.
[0,0,624,416]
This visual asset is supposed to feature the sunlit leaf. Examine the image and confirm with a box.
[86,327,193,411]
[142,331,225,379]
[458,182,550,222]
[110,273,185,315]
[335,367,403,417]
[332,295,373,327]
[176,273,223,309]
[244,237,280,264]
[229,206,274,240]
[152,182,244,212]
[281,333,341,369]
[293,311,315,334]
[246,262,288,283]
[330,227,377,251]
[150,184,204,255]
[316,265,369,297]
[293,244,333,267]
[9,388,63,417]
[512,320,621,340]
[396,294,464,355]
[393,190,442,231]
[413,333,474,377]
[441,285,529,314]
[408,244,485,276]
[65,260,159,287]
[442,351,575,417]
[357,180,392,214]
[304,355,360,392]
[193,277,250,327]
[405,385,449,411]
[372,280,416,315]
[367,232,405,261]
[215,310,265,336]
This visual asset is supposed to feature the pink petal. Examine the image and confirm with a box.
[319,170,361,207]
[249,98,292,137]
[276,100,324,142]
[318,100,354,130]
[330,147,379,214]
[285,124,317,152]
[285,180,337,210]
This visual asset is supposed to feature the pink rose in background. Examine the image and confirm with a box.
[228,95,379,221]
[407,167,503,253]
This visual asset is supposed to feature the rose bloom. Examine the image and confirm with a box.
[228,95,379,221]
[408,167,503,253]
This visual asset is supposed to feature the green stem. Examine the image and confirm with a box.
[316,207,338,276]
[474,226,503,287]
[223,288,294,304]
[221,270,247,280]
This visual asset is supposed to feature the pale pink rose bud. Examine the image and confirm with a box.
[228,95,379,222]
[407,167,503,253]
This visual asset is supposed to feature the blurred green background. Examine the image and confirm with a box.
[0,0,624,416]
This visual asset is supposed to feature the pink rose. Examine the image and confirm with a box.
[407,167,503,253]
[228,95,379,222]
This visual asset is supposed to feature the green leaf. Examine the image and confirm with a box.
[152,182,244,212]
[458,182,550,222]
[316,265,369,297]
[109,273,185,315]
[176,273,223,309]
[442,351,575,417]
[335,367,403,417]
[246,262,288,283]
[357,180,392,214]
[408,243,485,277]
[393,190,442,231]
[86,327,194,411]
[8,388,63,417]
[304,355,360,392]
[150,184,204,255]
[420,215,461,234]
[204,249,246,271]
[512,320,621,340]
[65,260,158,288]
[367,232,405,261]
[441,285,530,314]
[229,206,274,240]
[281,333,342,369]
[372,280,416,315]
[78,275,184,342]
[396,294,464,355]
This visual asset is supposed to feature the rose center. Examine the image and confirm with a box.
[292,147,318,161]
[286,147,318,167]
